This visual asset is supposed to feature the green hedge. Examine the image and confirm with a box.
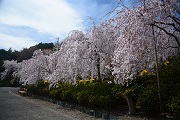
[126,56,180,115]
[25,80,126,110]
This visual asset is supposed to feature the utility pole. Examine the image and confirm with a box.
[152,25,162,113]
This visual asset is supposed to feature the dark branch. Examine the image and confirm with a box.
[168,15,180,25]
[154,21,180,32]
[152,23,180,47]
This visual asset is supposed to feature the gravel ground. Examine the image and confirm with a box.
[0,87,75,120]
[18,95,147,120]
[2,87,148,120]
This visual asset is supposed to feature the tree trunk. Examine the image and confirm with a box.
[119,93,136,115]
[96,56,102,83]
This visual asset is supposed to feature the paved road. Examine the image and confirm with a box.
[0,87,75,120]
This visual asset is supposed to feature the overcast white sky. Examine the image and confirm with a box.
[0,0,131,51]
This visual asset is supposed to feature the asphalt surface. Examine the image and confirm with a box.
[0,87,75,120]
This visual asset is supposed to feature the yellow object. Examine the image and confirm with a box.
[85,80,90,84]
[140,69,149,76]
[78,78,95,84]
[43,80,48,84]
[78,80,84,84]
[164,61,170,65]
[90,78,95,83]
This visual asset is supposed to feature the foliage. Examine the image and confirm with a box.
[158,57,180,113]
[36,80,49,96]
[124,57,180,114]
[26,80,126,110]
[26,84,36,94]
[0,49,16,78]
[166,95,180,113]
[36,43,54,50]
[14,46,38,62]
[134,75,159,115]
[13,43,54,62]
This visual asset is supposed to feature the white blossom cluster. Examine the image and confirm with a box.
[1,0,179,86]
